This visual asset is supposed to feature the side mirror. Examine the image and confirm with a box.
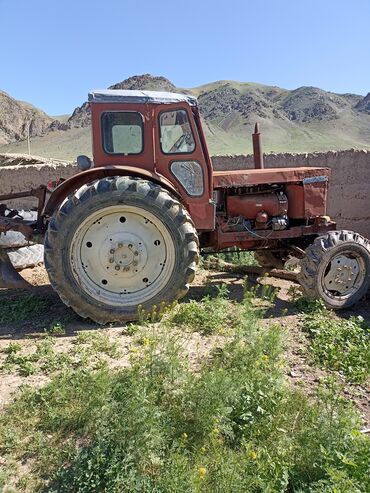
[77,155,92,171]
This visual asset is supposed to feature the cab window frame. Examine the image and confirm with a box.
[101,110,144,156]
[158,108,196,156]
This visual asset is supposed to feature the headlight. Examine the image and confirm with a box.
[170,161,204,196]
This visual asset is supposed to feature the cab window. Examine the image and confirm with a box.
[102,112,143,155]
[159,109,195,154]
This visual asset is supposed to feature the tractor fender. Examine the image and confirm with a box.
[43,165,181,217]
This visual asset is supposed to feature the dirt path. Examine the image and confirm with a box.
[0,265,369,426]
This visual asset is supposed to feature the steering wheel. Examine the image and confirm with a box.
[169,132,192,153]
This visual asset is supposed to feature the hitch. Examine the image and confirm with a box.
[0,247,31,289]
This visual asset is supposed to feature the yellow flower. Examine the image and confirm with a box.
[249,451,257,460]
[212,427,220,435]
[182,432,188,440]
[143,337,150,346]
[200,446,206,453]
[261,354,269,362]
[198,467,207,479]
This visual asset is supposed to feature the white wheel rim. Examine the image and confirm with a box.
[322,251,366,300]
[70,205,175,307]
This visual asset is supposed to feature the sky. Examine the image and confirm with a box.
[0,0,369,115]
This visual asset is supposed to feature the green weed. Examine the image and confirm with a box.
[45,321,66,336]
[1,331,121,377]
[0,297,368,492]
[168,285,242,335]
[202,249,257,270]
[137,300,177,324]
[218,249,257,266]
[301,307,369,384]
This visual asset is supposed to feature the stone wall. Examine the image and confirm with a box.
[0,150,369,238]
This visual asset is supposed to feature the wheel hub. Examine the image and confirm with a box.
[101,234,147,279]
[323,254,361,295]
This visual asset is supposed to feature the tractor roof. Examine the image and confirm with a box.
[88,89,198,106]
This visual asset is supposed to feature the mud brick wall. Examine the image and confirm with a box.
[0,154,77,209]
[0,150,369,239]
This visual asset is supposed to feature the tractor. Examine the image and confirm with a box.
[0,89,369,323]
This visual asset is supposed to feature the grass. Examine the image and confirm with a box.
[299,300,370,384]
[0,293,49,324]
[218,249,257,266]
[167,284,244,335]
[201,250,257,272]
[0,290,368,492]
[0,331,121,377]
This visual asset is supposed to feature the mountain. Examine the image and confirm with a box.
[1,74,370,158]
[0,90,63,145]
[67,75,179,129]
[355,92,370,114]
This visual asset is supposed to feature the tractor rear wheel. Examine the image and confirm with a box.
[44,177,199,324]
[299,230,370,309]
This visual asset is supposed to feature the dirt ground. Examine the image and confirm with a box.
[0,264,369,427]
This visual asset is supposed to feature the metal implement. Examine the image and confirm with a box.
[0,247,31,289]
[0,185,47,237]
[0,186,47,290]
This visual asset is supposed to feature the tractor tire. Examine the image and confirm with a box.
[44,176,199,324]
[299,230,370,309]
[255,250,285,269]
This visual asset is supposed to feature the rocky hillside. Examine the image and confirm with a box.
[1,75,370,158]
[0,90,64,145]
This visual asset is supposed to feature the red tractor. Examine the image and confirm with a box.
[1,89,369,323]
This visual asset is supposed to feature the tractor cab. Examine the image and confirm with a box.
[88,90,215,230]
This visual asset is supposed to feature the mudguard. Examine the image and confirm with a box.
[43,165,181,217]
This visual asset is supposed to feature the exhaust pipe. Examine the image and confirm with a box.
[252,122,264,169]
[0,247,31,289]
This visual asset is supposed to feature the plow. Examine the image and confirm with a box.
[0,88,369,323]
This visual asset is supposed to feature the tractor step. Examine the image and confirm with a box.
[0,248,31,289]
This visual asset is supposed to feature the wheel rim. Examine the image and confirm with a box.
[70,205,176,307]
[321,250,366,300]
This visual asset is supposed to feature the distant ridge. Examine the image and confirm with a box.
[1,74,370,159]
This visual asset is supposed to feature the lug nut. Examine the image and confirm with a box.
[109,258,114,263]
[124,266,130,272]
[118,243,123,248]
[110,249,115,254]
[115,265,120,271]
[128,244,133,248]
[134,251,139,256]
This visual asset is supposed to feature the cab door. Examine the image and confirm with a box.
[154,104,214,231]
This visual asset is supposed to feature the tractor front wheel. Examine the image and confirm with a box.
[299,230,370,309]
[44,177,199,323]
